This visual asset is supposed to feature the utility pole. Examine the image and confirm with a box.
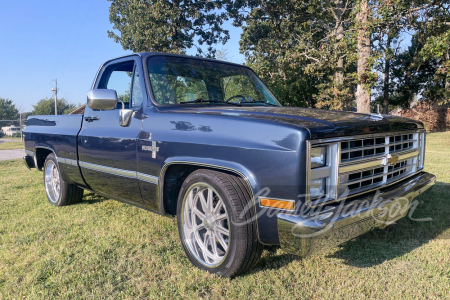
[20,113,22,141]
[51,78,58,115]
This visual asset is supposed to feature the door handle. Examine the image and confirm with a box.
[84,116,99,122]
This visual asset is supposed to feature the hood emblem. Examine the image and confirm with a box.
[381,154,399,166]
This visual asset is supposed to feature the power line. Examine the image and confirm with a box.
[59,0,94,78]
[55,0,82,73]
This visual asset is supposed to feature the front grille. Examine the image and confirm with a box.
[337,132,420,200]
[341,133,416,162]
[308,131,424,207]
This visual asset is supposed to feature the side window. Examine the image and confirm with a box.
[131,68,144,107]
[98,60,134,108]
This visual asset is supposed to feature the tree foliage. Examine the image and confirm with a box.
[107,0,450,112]
[237,0,356,109]
[31,98,78,116]
[107,0,230,56]
[0,98,19,121]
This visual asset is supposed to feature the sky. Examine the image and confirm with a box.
[0,1,245,113]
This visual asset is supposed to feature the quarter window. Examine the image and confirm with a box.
[131,68,144,107]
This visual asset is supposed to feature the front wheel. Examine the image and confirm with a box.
[43,154,83,206]
[177,169,263,277]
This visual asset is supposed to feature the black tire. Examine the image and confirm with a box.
[43,154,83,206]
[176,169,263,277]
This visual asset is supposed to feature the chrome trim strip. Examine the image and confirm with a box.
[340,146,418,167]
[309,129,425,145]
[76,161,159,185]
[79,161,136,179]
[339,150,419,174]
[57,157,78,166]
[25,150,35,156]
[137,172,159,184]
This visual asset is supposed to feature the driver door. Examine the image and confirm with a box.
[78,57,147,206]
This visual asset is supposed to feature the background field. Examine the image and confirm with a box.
[0,132,449,299]
[0,141,24,150]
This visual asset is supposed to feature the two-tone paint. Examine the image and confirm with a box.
[24,52,427,245]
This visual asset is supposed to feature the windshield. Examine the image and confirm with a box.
[146,56,281,106]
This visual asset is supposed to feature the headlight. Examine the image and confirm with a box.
[418,132,426,170]
[310,178,326,199]
[311,146,327,169]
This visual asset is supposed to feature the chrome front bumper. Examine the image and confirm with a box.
[23,155,35,170]
[277,172,436,257]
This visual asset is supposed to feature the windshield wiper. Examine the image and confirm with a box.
[241,99,279,106]
[179,99,241,106]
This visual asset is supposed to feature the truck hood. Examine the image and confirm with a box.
[160,106,423,139]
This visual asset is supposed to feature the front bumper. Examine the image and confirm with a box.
[277,172,436,257]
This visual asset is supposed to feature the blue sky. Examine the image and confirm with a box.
[0,1,244,112]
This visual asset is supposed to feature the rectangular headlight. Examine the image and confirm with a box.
[310,178,326,199]
[311,146,327,169]
[418,132,426,170]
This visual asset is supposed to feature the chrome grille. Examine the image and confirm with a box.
[337,132,419,200]
[307,131,424,207]
[341,133,416,162]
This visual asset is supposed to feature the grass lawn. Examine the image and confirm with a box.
[0,132,449,299]
[0,136,21,140]
[0,141,24,150]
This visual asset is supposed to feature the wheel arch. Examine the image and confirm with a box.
[34,145,57,171]
[159,158,257,216]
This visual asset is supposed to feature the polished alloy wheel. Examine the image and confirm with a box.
[45,160,60,203]
[181,183,230,267]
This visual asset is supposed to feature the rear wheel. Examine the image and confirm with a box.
[43,154,83,206]
[177,169,263,277]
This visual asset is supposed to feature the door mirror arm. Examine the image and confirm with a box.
[118,100,135,127]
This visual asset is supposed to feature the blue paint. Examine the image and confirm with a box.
[23,53,424,245]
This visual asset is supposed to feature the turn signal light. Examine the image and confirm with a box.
[260,198,295,210]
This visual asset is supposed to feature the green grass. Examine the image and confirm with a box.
[0,141,24,150]
[0,136,21,140]
[1,133,450,299]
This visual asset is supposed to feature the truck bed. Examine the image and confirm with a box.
[24,115,88,188]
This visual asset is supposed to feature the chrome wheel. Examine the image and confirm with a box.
[45,160,60,203]
[181,183,230,267]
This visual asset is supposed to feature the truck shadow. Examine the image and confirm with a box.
[79,192,109,205]
[249,182,450,273]
[329,182,450,268]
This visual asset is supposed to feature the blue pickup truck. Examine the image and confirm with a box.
[23,53,436,277]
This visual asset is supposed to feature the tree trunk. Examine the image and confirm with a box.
[356,0,371,113]
[334,0,345,109]
[382,34,393,114]
[445,51,450,92]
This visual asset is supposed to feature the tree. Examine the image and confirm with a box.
[236,0,357,109]
[355,0,372,113]
[107,0,230,57]
[0,98,19,121]
[31,98,78,116]
[370,0,450,111]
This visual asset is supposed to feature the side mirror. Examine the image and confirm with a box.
[87,89,118,110]
[119,105,134,127]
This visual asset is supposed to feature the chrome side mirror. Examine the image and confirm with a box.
[87,89,118,110]
[118,100,134,127]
